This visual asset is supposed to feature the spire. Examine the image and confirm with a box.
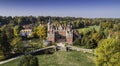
[48,17,51,31]
[48,17,51,24]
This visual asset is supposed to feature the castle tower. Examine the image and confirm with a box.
[47,30,55,43]
[66,25,73,44]
[47,17,55,43]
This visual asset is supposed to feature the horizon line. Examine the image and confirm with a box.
[0,15,120,18]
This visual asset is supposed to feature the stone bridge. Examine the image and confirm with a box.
[26,46,56,55]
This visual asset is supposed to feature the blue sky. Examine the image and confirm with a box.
[0,0,120,18]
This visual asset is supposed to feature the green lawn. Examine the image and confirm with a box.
[77,25,100,34]
[0,51,95,66]
[0,58,21,66]
[88,25,100,31]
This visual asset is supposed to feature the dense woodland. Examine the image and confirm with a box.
[0,16,120,66]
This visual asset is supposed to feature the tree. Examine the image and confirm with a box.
[18,55,39,66]
[95,38,120,66]
[73,38,81,46]
[0,25,14,42]
[11,37,22,47]
[13,25,21,37]
[0,31,11,58]
[86,39,97,49]
[37,16,41,24]
[36,25,47,40]
[81,36,89,46]
[9,20,15,26]
[17,17,22,25]
[92,31,106,42]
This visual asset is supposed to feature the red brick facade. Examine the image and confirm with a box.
[47,22,73,44]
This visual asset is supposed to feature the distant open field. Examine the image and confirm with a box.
[77,25,100,34]
[0,51,95,66]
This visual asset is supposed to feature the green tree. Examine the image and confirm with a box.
[0,25,14,41]
[81,36,89,46]
[92,31,106,42]
[86,39,97,49]
[11,37,22,47]
[17,17,22,25]
[95,38,120,66]
[13,25,21,37]
[37,16,41,24]
[0,32,11,58]
[73,38,81,46]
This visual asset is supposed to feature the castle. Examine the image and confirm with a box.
[47,20,73,44]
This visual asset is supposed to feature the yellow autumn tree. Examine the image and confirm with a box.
[95,38,120,66]
[36,25,47,40]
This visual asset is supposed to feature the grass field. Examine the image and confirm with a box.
[0,51,95,66]
[77,25,100,34]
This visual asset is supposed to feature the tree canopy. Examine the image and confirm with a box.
[95,38,120,66]
[36,25,47,40]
